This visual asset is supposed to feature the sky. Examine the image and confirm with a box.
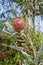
[35,15,43,32]
[0,0,23,20]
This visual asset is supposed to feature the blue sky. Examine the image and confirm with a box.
[0,0,23,20]
[35,15,43,32]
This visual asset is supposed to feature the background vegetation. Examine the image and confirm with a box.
[0,0,43,65]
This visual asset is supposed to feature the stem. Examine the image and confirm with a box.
[32,0,36,31]
[18,60,22,65]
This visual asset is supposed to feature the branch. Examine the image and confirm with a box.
[29,38,37,59]
[38,45,43,56]
[22,33,36,59]
[2,43,35,64]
